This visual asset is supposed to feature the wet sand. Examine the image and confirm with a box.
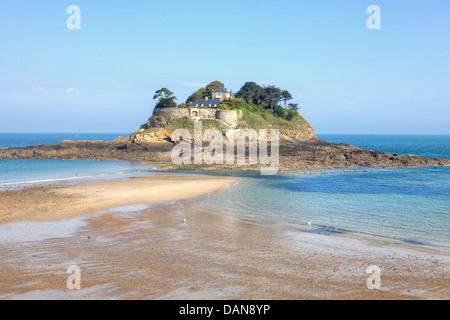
[0,175,449,300]
[0,174,238,224]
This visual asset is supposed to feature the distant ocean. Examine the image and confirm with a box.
[0,133,449,252]
[317,134,450,159]
[0,133,129,149]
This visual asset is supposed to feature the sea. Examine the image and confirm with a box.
[0,133,156,189]
[0,133,449,253]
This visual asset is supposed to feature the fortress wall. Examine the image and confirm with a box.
[198,109,217,119]
[216,110,238,128]
[153,107,238,128]
[153,108,189,119]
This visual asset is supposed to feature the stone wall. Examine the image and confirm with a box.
[152,108,190,120]
[216,110,238,128]
[153,107,239,128]
[188,108,216,120]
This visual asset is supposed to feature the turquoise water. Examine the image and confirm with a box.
[194,166,450,252]
[0,159,155,189]
[192,135,450,252]
[0,133,449,252]
[0,133,153,189]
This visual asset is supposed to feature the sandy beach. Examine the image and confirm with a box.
[0,173,448,300]
[0,174,238,224]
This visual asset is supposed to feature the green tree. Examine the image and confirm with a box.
[153,88,177,108]
[262,85,282,110]
[185,87,205,104]
[203,80,225,97]
[233,97,251,110]
[235,81,263,105]
[177,103,189,108]
[273,105,286,117]
[219,98,236,110]
[281,90,293,109]
[185,80,225,104]
[288,103,299,113]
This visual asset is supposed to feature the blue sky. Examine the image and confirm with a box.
[0,0,449,134]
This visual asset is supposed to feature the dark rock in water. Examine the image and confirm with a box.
[310,225,346,235]
[0,133,449,171]
[277,137,450,170]
[401,238,427,246]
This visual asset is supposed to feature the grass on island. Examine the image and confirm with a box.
[168,118,223,132]
[240,109,307,131]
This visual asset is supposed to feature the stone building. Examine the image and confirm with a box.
[191,87,233,107]
[212,87,232,100]
[152,107,242,129]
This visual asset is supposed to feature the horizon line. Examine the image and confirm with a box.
[1,132,450,136]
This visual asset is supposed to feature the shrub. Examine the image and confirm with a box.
[286,109,298,121]
[249,104,260,112]
[273,105,286,118]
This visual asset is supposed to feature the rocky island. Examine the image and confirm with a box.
[1,81,449,171]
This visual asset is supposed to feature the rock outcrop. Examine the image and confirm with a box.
[1,133,449,170]
[1,110,448,170]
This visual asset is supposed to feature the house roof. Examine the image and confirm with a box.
[212,87,229,93]
[192,98,222,107]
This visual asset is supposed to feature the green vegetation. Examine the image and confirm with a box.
[235,82,264,106]
[167,118,194,131]
[154,81,300,119]
[166,118,222,132]
[153,88,177,108]
[201,119,223,131]
[273,105,286,118]
[288,103,299,112]
[240,109,305,131]
[152,81,304,129]
[233,82,300,123]
[185,81,225,104]
[286,109,298,121]
[213,81,301,123]
[234,82,295,112]
[281,90,293,109]
[177,103,189,108]
[181,80,298,115]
